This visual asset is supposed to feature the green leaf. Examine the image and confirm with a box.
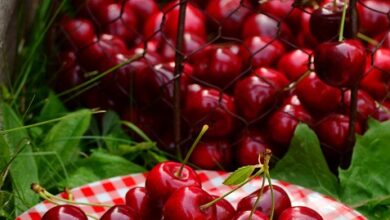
[0,191,13,219]
[39,109,91,186]
[271,124,339,198]
[0,103,39,215]
[223,165,256,186]
[60,151,146,188]
[37,91,67,122]
[339,120,390,208]
[357,205,390,220]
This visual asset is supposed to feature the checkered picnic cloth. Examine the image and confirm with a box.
[17,170,366,220]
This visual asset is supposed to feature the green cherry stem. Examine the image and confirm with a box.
[176,124,209,177]
[338,0,349,41]
[357,32,378,45]
[249,172,266,220]
[31,183,113,208]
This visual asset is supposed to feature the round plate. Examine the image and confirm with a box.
[17,170,366,220]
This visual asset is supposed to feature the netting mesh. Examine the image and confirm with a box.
[51,0,390,171]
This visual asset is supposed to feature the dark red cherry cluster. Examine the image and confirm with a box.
[39,160,323,220]
[54,0,390,170]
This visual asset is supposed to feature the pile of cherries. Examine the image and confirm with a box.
[40,160,323,220]
[54,0,390,171]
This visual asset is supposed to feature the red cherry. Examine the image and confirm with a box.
[234,70,286,121]
[373,31,390,49]
[314,39,367,88]
[374,102,390,122]
[296,72,342,115]
[237,185,291,219]
[277,49,312,81]
[357,0,390,37]
[210,195,236,220]
[236,130,274,166]
[100,205,139,220]
[190,139,232,170]
[294,8,319,49]
[279,206,323,220]
[231,210,269,220]
[315,114,363,152]
[205,0,253,38]
[60,18,96,49]
[145,161,201,208]
[162,186,216,220]
[42,205,87,220]
[309,1,352,42]
[242,13,293,42]
[183,84,236,137]
[55,51,84,93]
[94,3,138,45]
[191,45,243,89]
[253,67,290,89]
[144,2,206,40]
[241,36,285,69]
[342,90,376,121]
[125,0,159,30]
[267,96,314,145]
[125,187,159,220]
[158,32,206,61]
[257,0,294,22]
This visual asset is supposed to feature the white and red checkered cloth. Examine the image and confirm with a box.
[17,170,366,220]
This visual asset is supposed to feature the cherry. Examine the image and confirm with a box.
[315,114,363,152]
[100,205,139,220]
[125,0,159,30]
[191,45,243,89]
[125,187,159,220]
[253,67,290,89]
[309,1,352,42]
[257,0,294,22]
[145,161,201,208]
[241,36,286,69]
[234,70,285,121]
[41,205,87,220]
[236,130,274,166]
[296,72,342,115]
[210,195,236,220]
[55,51,84,93]
[143,2,206,40]
[231,210,269,220]
[162,186,216,220]
[237,185,291,219]
[183,84,236,137]
[314,39,366,88]
[189,139,232,170]
[158,32,206,61]
[59,18,96,49]
[277,49,312,81]
[357,0,390,37]
[279,206,323,220]
[374,31,390,49]
[342,90,376,121]
[205,0,253,38]
[294,8,319,49]
[94,3,138,45]
[267,95,314,146]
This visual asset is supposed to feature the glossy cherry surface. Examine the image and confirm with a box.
[211,195,236,220]
[125,187,158,220]
[145,161,201,208]
[237,185,291,219]
[279,206,323,220]
[296,72,342,115]
[41,205,87,220]
[277,49,312,81]
[257,0,294,22]
[314,39,366,87]
[236,130,273,166]
[60,18,96,49]
[241,36,285,69]
[357,0,390,36]
[190,139,232,170]
[342,90,376,120]
[162,186,216,220]
[231,210,269,220]
[183,84,236,137]
[100,205,139,220]
[125,0,159,30]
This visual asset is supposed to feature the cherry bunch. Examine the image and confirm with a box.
[34,126,323,220]
[54,0,390,171]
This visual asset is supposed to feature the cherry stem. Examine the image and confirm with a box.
[266,171,275,220]
[176,125,209,177]
[31,183,113,208]
[249,173,266,220]
[338,0,349,41]
[357,32,378,46]
[173,0,188,160]
[199,168,265,210]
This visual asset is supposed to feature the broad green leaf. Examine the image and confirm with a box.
[37,91,67,122]
[0,191,13,219]
[223,165,256,186]
[0,103,39,214]
[339,120,390,208]
[102,111,122,135]
[60,151,146,188]
[39,109,91,186]
[271,124,339,198]
[357,205,390,220]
